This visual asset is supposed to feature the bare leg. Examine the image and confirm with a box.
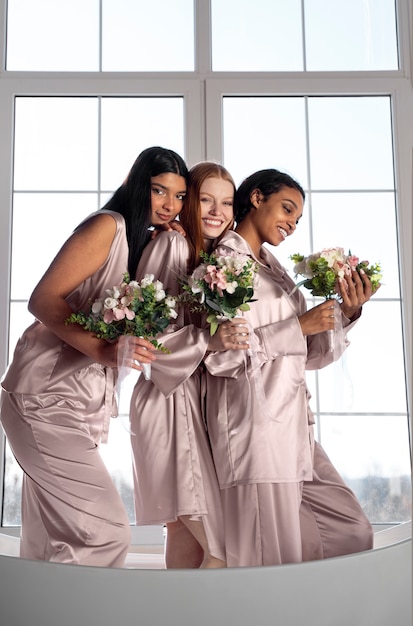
[179,515,226,569]
[165,519,203,568]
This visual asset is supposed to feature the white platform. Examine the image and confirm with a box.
[0,522,411,626]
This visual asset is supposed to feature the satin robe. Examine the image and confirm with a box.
[204,231,371,566]
[0,210,131,567]
[129,231,225,562]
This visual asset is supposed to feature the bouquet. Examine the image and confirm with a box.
[179,248,258,335]
[66,272,178,351]
[290,247,382,299]
[66,273,177,420]
[290,247,382,354]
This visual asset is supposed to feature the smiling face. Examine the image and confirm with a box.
[237,185,304,258]
[200,176,234,243]
[150,172,187,226]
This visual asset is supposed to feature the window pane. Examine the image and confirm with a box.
[6,0,99,71]
[319,415,411,523]
[212,0,398,72]
[2,442,22,526]
[221,90,410,528]
[102,0,194,71]
[4,95,187,527]
[101,98,185,190]
[8,303,35,362]
[311,192,400,300]
[99,418,136,524]
[308,97,394,190]
[212,0,303,71]
[318,302,407,414]
[305,0,398,71]
[11,194,98,301]
[223,97,308,187]
[14,98,99,191]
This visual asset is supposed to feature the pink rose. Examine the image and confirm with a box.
[347,255,359,269]
[204,266,227,295]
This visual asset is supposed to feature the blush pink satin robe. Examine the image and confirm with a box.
[129,231,225,562]
[204,231,372,566]
[0,210,131,567]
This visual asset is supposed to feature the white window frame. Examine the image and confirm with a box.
[0,0,411,543]
[205,74,412,383]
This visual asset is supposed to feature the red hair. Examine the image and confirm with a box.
[180,162,235,273]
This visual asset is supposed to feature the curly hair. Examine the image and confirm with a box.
[235,168,305,224]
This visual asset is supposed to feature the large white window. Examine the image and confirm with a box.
[1,0,411,535]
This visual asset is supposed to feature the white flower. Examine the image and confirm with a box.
[293,259,313,278]
[216,312,231,321]
[153,280,165,301]
[225,281,238,294]
[103,296,118,310]
[169,308,178,319]
[106,285,121,299]
[91,299,103,315]
[165,296,176,308]
[321,247,346,268]
[188,276,205,301]
[140,274,155,287]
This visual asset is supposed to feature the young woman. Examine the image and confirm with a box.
[0,146,188,567]
[129,162,248,568]
[204,168,376,567]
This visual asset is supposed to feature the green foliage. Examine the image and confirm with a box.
[65,274,176,352]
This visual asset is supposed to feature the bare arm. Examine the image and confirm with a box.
[28,213,156,368]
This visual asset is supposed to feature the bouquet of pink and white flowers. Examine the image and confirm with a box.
[290,247,382,299]
[66,272,178,351]
[179,248,258,335]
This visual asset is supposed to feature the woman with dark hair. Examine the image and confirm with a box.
[105,146,188,277]
[0,146,188,567]
[129,162,248,568]
[204,168,376,567]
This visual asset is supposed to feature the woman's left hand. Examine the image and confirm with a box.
[338,269,380,319]
[151,220,186,239]
[207,318,250,352]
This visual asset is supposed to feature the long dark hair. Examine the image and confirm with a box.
[235,168,305,224]
[102,146,188,277]
[179,162,235,273]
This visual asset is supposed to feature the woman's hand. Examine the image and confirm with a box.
[207,318,250,352]
[338,268,380,320]
[151,220,186,239]
[298,300,336,336]
[99,335,157,369]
